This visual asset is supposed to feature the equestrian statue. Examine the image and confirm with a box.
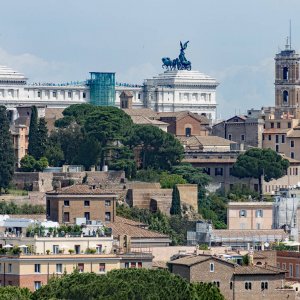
[162,41,192,71]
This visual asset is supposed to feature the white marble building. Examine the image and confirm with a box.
[0,64,219,120]
[143,70,219,119]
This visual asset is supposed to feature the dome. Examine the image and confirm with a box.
[0,65,27,82]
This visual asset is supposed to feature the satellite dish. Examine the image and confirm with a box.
[264,242,269,248]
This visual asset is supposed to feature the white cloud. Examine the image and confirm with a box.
[211,57,274,118]
[0,47,70,82]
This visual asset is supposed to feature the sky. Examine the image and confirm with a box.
[0,0,300,118]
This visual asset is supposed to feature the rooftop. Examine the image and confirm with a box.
[46,184,117,196]
[108,216,170,240]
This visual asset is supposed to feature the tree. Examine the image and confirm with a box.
[44,144,64,167]
[76,138,101,170]
[32,268,224,300]
[0,286,32,300]
[170,185,181,215]
[84,107,133,166]
[20,155,48,172]
[0,106,15,193]
[127,125,184,170]
[231,148,289,196]
[160,172,187,188]
[35,118,48,159]
[28,106,39,158]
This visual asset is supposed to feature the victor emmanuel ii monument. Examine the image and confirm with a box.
[0,41,218,120]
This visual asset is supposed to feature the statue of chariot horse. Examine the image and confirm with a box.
[162,41,192,71]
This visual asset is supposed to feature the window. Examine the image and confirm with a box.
[63,212,70,223]
[84,212,90,221]
[138,93,141,100]
[213,281,220,287]
[261,281,268,290]
[105,200,111,207]
[282,263,286,270]
[283,67,289,80]
[291,140,295,148]
[37,91,41,98]
[271,122,274,128]
[83,92,86,99]
[185,128,191,137]
[8,264,12,273]
[256,223,261,229]
[291,152,295,159]
[77,263,84,273]
[56,264,62,273]
[34,264,41,273]
[288,122,292,128]
[239,210,247,217]
[205,168,211,175]
[283,90,289,104]
[215,168,223,176]
[53,245,59,254]
[210,263,214,272]
[130,262,136,268]
[282,135,285,143]
[268,134,271,141]
[277,122,281,128]
[99,263,106,273]
[125,262,129,268]
[245,282,252,290]
[276,145,279,152]
[64,200,69,207]
[296,264,300,278]
[228,134,232,140]
[230,282,233,290]
[34,281,42,291]
[105,212,111,222]
[96,245,102,254]
[53,91,57,98]
[289,264,293,277]
[84,200,90,207]
[0,263,2,272]
[68,91,72,98]
[138,262,143,268]
[276,135,279,143]
[256,209,263,218]
[241,134,245,141]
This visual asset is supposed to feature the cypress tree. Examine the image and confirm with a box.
[170,185,181,215]
[28,106,39,159]
[0,106,15,193]
[36,118,48,159]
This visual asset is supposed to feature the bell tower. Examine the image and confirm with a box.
[274,37,300,117]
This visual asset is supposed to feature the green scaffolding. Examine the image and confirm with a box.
[88,72,115,106]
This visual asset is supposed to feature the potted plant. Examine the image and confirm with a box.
[68,249,74,255]
[46,249,50,255]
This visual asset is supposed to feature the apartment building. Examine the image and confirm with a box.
[46,185,117,224]
[277,251,300,283]
[0,252,152,291]
[227,202,273,230]
[169,254,294,300]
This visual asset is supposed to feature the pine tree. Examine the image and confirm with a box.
[28,106,39,159]
[170,185,181,215]
[0,106,15,193]
[36,118,48,159]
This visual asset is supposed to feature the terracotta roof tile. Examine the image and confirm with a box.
[108,216,170,239]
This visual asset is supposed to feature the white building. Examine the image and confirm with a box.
[0,64,218,120]
[143,70,219,119]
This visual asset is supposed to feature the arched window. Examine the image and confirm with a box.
[283,67,289,80]
[283,90,289,104]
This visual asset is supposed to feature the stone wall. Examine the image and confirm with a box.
[127,183,198,215]
[13,172,54,192]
